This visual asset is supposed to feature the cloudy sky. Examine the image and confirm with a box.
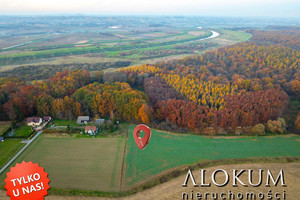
[0,0,299,17]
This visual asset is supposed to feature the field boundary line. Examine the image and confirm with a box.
[120,124,129,190]
[110,138,122,189]
[0,131,42,175]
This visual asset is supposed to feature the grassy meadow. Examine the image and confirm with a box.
[0,140,24,168]
[12,124,33,138]
[125,126,300,187]
[0,122,10,137]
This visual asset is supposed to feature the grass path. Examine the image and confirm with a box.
[110,138,123,188]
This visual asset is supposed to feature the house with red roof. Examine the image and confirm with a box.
[85,126,98,135]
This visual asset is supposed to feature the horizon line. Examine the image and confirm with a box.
[0,14,299,19]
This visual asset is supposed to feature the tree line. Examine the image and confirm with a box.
[0,70,152,124]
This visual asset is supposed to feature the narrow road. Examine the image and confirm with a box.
[0,131,42,175]
[2,41,33,50]
[2,35,58,50]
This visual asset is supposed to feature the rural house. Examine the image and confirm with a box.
[27,117,42,127]
[77,116,90,125]
[42,116,52,122]
[85,126,98,135]
[95,119,105,125]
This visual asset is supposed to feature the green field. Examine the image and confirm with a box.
[52,119,80,127]
[12,124,33,138]
[0,140,24,167]
[0,31,211,64]
[125,126,300,186]
[0,135,125,191]
[0,29,252,75]
[217,29,252,42]
[2,125,299,193]
[52,118,102,127]
[0,122,10,137]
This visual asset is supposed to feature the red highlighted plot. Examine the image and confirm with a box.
[5,161,50,200]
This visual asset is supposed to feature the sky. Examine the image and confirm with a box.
[0,0,299,17]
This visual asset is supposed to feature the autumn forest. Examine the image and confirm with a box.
[1,28,299,135]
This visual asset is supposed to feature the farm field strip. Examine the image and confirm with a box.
[125,126,300,187]
[0,30,213,64]
[0,30,189,53]
[0,124,299,192]
[0,29,251,72]
[0,135,126,191]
